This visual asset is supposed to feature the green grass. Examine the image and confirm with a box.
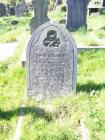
[72,15,105,46]
[0,65,26,140]
[18,49,105,140]
[0,16,30,43]
[0,10,105,45]
[1,8,105,140]
[1,39,105,139]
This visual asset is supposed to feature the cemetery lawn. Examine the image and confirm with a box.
[21,50,105,140]
[0,20,105,139]
[1,12,105,140]
[0,14,105,45]
[0,16,31,43]
[0,40,105,139]
[0,32,28,140]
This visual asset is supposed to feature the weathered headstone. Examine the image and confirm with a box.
[0,3,6,17]
[27,22,77,100]
[66,0,89,30]
[15,2,28,17]
[30,0,49,34]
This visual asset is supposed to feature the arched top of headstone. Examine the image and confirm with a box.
[27,22,77,54]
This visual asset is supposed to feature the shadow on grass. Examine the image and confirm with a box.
[1,82,105,120]
[100,26,105,31]
[77,81,105,93]
[0,106,53,122]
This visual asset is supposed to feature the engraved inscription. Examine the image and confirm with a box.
[43,30,60,47]
[30,46,73,94]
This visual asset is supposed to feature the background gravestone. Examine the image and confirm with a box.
[27,22,77,101]
[103,0,105,6]
[56,0,62,5]
[0,3,6,17]
[66,0,89,30]
[9,7,15,15]
[30,0,49,34]
[15,2,28,17]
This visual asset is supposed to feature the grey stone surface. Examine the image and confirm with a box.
[0,3,6,17]
[27,22,77,100]
[56,0,62,5]
[15,2,28,17]
[66,0,89,30]
[30,0,49,34]
[9,7,15,15]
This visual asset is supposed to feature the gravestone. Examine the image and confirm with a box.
[9,7,15,15]
[27,22,77,100]
[15,4,21,16]
[15,2,28,17]
[30,0,49,34]
[0,3,6,17]
[66,0,89,30]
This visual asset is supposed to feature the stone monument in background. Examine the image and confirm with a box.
[0,3,6,17]
[66,0,89,30]
[30,0,49,34]
[15,2,28,17]
[27,22,77,101]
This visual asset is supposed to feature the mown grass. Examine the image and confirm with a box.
[0,16,30,43]
[0,31,28,140]
[19,49,105,140]
[71,15,105,46]
[0,6,105,140]
[0,9,105,45]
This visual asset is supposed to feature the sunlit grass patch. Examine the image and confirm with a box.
[0,32,28,140]
[0,16,30,43]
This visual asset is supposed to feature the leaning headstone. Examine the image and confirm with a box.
[0,3,6,17]
[27,22,77,100]
[30,0,49,34]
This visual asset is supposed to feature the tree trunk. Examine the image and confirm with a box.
[66,0,89,30]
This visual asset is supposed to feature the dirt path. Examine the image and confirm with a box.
[0,42,18,61]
